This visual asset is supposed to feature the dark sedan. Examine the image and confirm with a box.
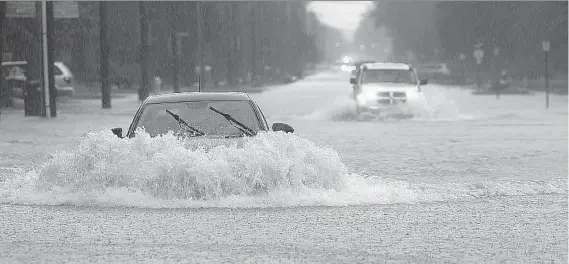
[111,92,294,139]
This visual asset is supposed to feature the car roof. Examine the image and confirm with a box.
[352,60,375,66]
[362,62,411,70]
[145,92,252,104]
[1,61,67,66]
[1,61,27,66]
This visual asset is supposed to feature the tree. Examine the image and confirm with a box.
[434,1,568,78]
[370,1,440,61]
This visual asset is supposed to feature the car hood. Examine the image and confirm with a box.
[360,83,418,95]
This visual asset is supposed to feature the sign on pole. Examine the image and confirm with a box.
[6,1,79,18]
[473,49,484,65]
[542,41,551,52]
[2,52,11,61]
[175,32,189,37]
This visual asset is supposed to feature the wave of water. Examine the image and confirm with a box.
[302,86,475,122]
[0,130,565,208]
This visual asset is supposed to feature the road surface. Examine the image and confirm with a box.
[0,70,567,263]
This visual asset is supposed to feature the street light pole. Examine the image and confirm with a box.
[0,1,5,123]
[543,40,550,109]
[459,53,466,85]
[100,1,110,108]
[139,1,149,101]
[249,2,257,84]
[169,2,179,93]
[473,43,484,92]
[493,47,500,100]
[41,0,56,117]
[197,1,204,92]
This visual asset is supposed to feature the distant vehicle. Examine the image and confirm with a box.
[349,62,428,115]
[53,62,75,97]
[111,92,294,139]
[349,60,375,79]
[0,61,76,99]
[416,62,451,81]
[340,64,356,72]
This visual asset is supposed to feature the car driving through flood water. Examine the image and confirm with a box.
[111,92,294,139]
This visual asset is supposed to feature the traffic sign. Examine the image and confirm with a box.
[54,1,79,18]
[542,41,551,52]
[6,1,79,18]
[175,32,189,37]
[5,1,34,18]
[473,49,484,64]
[2,52,12,61]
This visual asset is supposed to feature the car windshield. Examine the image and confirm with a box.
[2,65,27,79]
[135,100,262,138]
[361,69,417,85]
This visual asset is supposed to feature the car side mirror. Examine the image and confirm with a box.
[349,77,356,84]
[272,122,294,133]
[420,79,428,85]
[111,127,123,138]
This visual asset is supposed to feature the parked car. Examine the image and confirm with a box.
[111,92,294,139]
[53,61,75,97]
[415,62,451,82]
[0,61,75,100]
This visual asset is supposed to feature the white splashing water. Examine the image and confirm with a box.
[0,130,565,208]
[301,86,475,122]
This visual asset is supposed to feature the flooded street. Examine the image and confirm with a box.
[0,71,567,263]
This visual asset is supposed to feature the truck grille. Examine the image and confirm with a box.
[377,91,407,105]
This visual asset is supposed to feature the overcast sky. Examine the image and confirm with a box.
[307,1,373,40]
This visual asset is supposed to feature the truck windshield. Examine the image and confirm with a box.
[361,69,417,85]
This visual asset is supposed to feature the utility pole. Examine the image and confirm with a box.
[473,42,484,92]
[284,3,292,76]
[493,47,500,100]
[0,1,5,123]
[226,3,236,86]
[249,3,256,84]
[100,1,110,108]
[41,0,56,117]
[169,2,179,93]
[543,40,550,109]
[459,53,466,85]
[197,1,204,92]
[258,4,266,78]
[139,1,149,101]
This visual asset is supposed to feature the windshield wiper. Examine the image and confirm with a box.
[208,106,256,137]
[165,109,205,137]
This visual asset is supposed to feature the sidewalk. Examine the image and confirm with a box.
[454,78,568,95]
[72,77,288,99]
[0,80,284,120]
[0,94,143,169]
